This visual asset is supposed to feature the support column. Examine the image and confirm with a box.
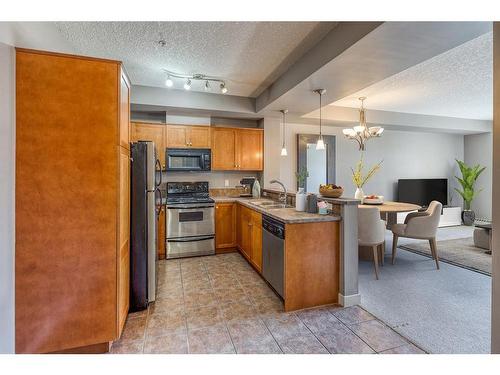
[338,201,361,306]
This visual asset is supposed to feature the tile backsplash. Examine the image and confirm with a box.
[160,171,260,189]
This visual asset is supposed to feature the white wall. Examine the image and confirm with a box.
[264,118,464,205]
[0,42,15,353]
[465,132,493,220]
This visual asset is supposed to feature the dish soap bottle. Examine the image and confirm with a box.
[252,179,261,198]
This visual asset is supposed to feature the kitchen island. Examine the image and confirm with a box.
[213,196,342,312]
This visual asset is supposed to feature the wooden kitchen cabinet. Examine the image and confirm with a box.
[119,74,131,150]
[165,125,188,148]
[211,127,263,171]
[250,210,263,272]
[236,204,262,271]
[131,122,166,167]
[117,145,130,337]
[237,129,264,171]
[238,205,253,260]
[16,49,130,353]
[157,206,166,259]
[188,126,211,148]
[215,202,237,252]
[166,125,211,148]
[211,127,237,170]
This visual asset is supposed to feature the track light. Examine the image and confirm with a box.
[165,76,173,87]
[163,70,228,93]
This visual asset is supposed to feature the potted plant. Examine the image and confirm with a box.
[454,159,486,226]
[295,167,309,211]
[351,154,383,201]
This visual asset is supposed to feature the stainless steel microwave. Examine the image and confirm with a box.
[165,148,211,172]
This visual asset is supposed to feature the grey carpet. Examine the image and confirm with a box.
[359,226,491,354]
[399,237,491,275]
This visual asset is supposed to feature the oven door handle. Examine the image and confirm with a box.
[167,205,214,210]
[167,235,214,243]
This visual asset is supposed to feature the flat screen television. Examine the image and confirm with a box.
[397,179,448,207]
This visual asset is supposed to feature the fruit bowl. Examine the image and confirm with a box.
[319,184,344,198]
[363,195,384,205]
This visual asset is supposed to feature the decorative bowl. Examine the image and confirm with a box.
[319,186,344,198]
[363,195,384,205]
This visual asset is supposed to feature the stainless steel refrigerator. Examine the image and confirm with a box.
[130,141,161,311]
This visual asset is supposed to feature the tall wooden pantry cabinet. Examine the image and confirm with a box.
[15,49,130,353]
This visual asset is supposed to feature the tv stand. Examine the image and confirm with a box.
[439,206,462,227]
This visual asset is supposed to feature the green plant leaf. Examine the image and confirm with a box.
[454,159,486,209]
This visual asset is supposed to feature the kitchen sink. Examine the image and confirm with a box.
[261,203,293,209]
[248,200,292,209]
[249,200,275,206]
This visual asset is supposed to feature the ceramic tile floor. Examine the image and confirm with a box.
[111,252,425,354]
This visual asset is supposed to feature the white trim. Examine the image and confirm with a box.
[338,293,361,307]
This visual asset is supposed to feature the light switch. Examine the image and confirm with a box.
[224,179,229,187]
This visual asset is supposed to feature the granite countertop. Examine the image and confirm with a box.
[262,188,360,205]
[212,196,341,223]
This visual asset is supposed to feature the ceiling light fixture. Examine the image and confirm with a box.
[163,69,228,94]
[342,97,383,150]
[280,109,288,156]
[165,75,173,87]
[314,89,326,150]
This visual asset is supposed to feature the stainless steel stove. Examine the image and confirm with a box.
[165,182,215,259]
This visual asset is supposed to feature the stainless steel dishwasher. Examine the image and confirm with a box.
[262,215,285,298]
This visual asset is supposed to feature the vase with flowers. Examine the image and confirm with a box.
[351,155,383,202]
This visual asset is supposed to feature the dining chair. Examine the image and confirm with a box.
[391,200,443,269]
[358,206,386,279]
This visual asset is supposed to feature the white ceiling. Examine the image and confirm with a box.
[54,21,335,97]
[331,31,493,120]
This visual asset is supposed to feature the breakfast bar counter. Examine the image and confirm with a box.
[212,196,341,223]
[211,194,363,311]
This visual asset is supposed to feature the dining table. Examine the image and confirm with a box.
[359,201,421,227]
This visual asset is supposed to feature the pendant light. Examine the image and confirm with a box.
[342,97,384,150]
[280,109,288,156]
[314,89,326,150]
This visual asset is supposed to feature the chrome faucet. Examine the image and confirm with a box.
[270,179,287,205]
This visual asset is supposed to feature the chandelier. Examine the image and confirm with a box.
[342,97,383,150]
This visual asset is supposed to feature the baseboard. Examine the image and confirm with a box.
[216,247,237,254]
[49,342,110,354]
[338,293,361,307]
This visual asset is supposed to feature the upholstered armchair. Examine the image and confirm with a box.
[391,200,443,269]
[358,206,387,279]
